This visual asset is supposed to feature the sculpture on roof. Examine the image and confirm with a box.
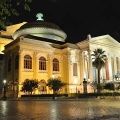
[36,13,44,21]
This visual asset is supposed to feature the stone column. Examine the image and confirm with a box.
[114,57,117,75]
[18,50,23,97]
[82,51,86,79]
[105,59,109,80]
[88,50,93,82]
[108,56,113,80]
[83,51,89,80]
[47,53,52,78]
[79,51,85,83]
[33,51,37,79]
[118,57,120,73]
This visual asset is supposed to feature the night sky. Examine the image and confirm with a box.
[13,0,120,43]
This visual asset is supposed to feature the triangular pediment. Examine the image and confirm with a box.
[90,35,120,48]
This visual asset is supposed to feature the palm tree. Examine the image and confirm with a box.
[91,48,107,93]
[47,78,65,99]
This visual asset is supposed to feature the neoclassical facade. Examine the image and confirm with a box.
[0,21,120,97]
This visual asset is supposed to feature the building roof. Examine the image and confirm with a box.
[13,21,67,42]
[19,21,61,31]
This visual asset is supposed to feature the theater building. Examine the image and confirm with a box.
[0,16,120,97]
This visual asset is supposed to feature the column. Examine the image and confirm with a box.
[47,53,52,78]
[88,50,93,82]
[118,57,120,73]
[81,51,85,82]
[108,56,112,80]
[105,59,109,80]
[114,57,117,75]
[83,51,89,80]
[18,50,23,97]
[33,51,37,79]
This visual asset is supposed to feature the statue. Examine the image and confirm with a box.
[36,13,44,21]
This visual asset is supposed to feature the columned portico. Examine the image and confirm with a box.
[81,50,92,82]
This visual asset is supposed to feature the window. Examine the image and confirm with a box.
[15,55,19,69]
[39,57,46,70]
[24,55,32,69]
[8,58,11,72]
[53,58,59,71]
[73,63,78,76]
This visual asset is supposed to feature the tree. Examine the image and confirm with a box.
[21,79,38,95]
[0,0,32,30]
[91,48,107,93]
[47,78,65,99]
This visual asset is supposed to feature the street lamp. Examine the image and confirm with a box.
[2,80,7,100]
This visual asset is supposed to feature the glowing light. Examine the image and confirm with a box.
[3,80,6,84]
[52,75,55,79]
[1,101,7,115]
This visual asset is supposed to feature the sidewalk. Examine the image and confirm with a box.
[1,96,120,101]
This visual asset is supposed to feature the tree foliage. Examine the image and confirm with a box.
[91,48,107,93]
[21,79,38,94]
[0,0,32,30]
[47,78,65,94]
[91,48,107,83]
[104,82,115,91]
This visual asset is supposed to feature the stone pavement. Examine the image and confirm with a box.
[0,99,120,120]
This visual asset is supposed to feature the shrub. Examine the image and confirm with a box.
[104,83,115,91]
[21,79,38,94]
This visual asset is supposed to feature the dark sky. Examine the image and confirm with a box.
[13,0,120,43]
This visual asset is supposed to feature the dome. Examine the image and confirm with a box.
[12,21,67,42]
[19,21,61,30]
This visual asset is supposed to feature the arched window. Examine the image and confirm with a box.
[39,57,46,70]
[38,79,47,94]
[24,55,32,69]
[53,58,59,71]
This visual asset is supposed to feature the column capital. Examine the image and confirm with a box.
[18,49,24,55]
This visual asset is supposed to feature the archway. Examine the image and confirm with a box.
[38,80,47,94]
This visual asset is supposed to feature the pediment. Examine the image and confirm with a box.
[90,35,120,47]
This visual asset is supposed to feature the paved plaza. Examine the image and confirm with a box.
[0,99,120,120]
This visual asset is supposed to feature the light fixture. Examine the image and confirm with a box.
[3,80,6,84]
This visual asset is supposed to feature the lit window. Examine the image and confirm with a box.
[24,55,32,69]
[73,63,78,76]
[53,58,59,71]
[39,57,46,70]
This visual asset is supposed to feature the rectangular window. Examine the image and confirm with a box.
[73,63,78,76]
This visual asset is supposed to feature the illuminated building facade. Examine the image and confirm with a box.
[0,18,120,97]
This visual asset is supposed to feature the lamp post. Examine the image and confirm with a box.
[3,80,7,100]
